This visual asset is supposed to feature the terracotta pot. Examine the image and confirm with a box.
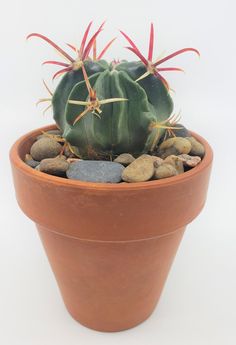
[10,125,213,332]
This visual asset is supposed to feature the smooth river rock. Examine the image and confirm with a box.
[154,163,178,179]
[186,136,205,157]
[121,154,154,183]
[39,156,69,176]
[30,138,62,161]
[66,160,125,183]
[114,153,135,166]
[157,137,192,159]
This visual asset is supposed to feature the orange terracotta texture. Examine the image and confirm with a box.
[10,125,213,331]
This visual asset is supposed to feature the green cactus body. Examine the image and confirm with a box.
[52,60,173,159]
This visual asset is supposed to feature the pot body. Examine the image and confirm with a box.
[10,125,213,331]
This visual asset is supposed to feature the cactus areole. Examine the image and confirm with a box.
[28,22,199,159]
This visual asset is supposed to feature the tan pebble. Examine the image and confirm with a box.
[174,137,192,154]
[159,138,176,150]
[164,155,184,174]
[186,137,205,157]
[30,138,62,161]
[122,154,154,182]
[157,137,191,159]
[39,156,69,176]
[154,163,178,179]
[178,154,201,168]
[114,153,135,166]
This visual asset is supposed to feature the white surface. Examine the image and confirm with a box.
[1,0,236,344]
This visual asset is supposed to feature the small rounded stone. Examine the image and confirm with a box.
[154,163,178,179]
[164,155,184,174]
[174,137,192,154]
[30,138,62,161]
[39,156,69,176]
[186,137,205,157]
[122,154,154,183]
[157,137,191,159]
[178,154,202,168]
[114,153,135,166]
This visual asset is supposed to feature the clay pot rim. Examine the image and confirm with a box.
[10,124,213,191]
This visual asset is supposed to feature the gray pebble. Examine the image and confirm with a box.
[114,153,135,166]
[30,138,62,161]
[66,160,125,183]
[26,159,40,168]
[39,156,69,176]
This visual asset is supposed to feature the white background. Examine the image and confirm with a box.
[1,0,236,344]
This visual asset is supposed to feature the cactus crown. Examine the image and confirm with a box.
[28,22,199,159]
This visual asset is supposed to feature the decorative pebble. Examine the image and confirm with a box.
[164,155,184,174]
[30,138,62,161]
[157,137,192,159]
[39,156,69,176]
[114,153,135,166]
[178,154,202,168]
[154,163,178,179]
[186,137,205,157]
[122,154,154,183]
[66,161,124,183]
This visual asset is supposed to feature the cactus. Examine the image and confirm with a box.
[28,22,199,159]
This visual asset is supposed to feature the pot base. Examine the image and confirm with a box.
[37,225,185,332]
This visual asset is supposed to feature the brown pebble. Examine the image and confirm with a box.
[154,163,178,179]
[164,155,184,174]
[39,156,69,176]
[186,137,205,157]
[30,138,62,161]
[122,154,154,183]
[114,153,135,166]
[157,137,192,159]
[178,154,202,168]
